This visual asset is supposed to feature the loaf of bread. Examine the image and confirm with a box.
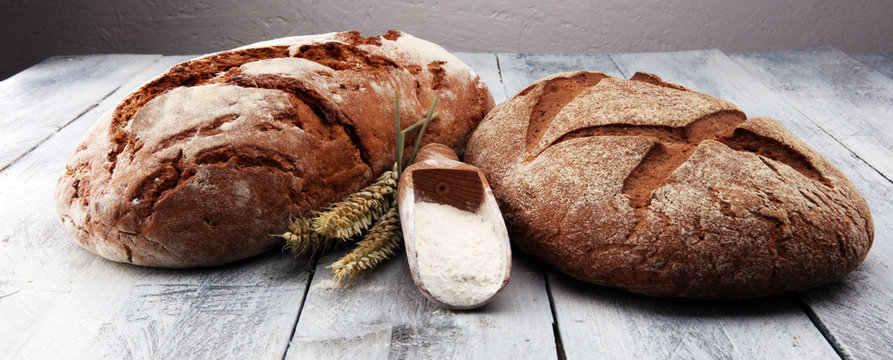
[55,30,495,268]
[465,71,873,298]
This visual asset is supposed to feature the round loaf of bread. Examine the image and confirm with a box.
[55,31,495,268]
[465,71,873,298]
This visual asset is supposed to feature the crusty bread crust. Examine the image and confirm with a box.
[55,31,495,268]
[465,71,873,298]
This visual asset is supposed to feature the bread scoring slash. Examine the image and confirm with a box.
[55,31,495,268]
[465,71,873,299]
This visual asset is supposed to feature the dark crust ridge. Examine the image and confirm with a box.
[293,41,398,71]
[719,127,831,187]
[227,74,374,170]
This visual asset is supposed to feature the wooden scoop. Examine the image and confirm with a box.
[398,143,512,310]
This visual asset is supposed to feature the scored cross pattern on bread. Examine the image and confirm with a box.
[524,72,831,209]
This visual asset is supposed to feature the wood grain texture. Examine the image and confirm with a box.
[612,48,891,359]
[285,53,557,360]
[850,52,893,79]
[0,54,161,171]
[730,47,893,181]
[410,168,484,212]
[0,55,313,359]
[499,52,838,359]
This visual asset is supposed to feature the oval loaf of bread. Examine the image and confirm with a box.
[55,31,495,268]
[465,71,873,298]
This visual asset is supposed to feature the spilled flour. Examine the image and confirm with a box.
[413,201,504,307]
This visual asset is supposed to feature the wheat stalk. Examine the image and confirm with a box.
[311,168,398,239]
[328,203,402,283]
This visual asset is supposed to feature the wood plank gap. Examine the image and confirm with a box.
[494,54,509,101]
[543,268,567,360]
[0,56,161,174]
[55,83,120,130]
[727,55,893,187]
[282,258,318,360]
[0,54,162,170]
[798,294,849,360]
[765,84,893,187]
[0,288,22,299]
[729,47,893,180]
[0,133,52,173]
[607,54,627,78]
[0,95,104,173]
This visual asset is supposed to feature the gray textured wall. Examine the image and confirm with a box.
[3,0,893,79]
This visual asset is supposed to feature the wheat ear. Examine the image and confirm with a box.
[312,168,398,239]
[277,216,326,257]
[328,203,402,283]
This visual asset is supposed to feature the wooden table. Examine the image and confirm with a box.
[1,48,892,359]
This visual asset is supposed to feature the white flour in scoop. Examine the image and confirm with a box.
[413,201,504,307]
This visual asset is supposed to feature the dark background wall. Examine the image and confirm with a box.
[3,0,893,79]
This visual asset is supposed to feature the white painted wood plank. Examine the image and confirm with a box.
[500,52,838,359]
[549,275,834,359]
[850,52,893,79]
[613,49,892,359]
[0,54,161,171]
[497,53,625,95]
[286,54,557,360]
[730,47,893,181]
[0,55,312,359]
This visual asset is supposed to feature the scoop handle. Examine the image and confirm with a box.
[414,143,459,163]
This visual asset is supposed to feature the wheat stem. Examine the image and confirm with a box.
[407,97,439,165]
[395,90,403,178]
[328,203,402,283]
[400,111,438,134]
